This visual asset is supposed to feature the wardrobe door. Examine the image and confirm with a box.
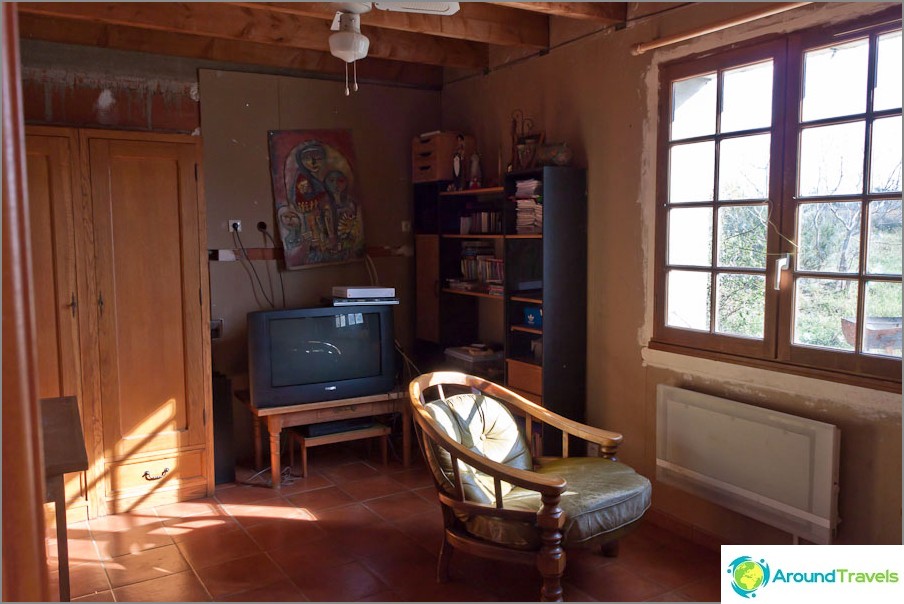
[85,131,210,511]
[25,127,95,522]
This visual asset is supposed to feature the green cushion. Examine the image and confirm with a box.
[465,457,652,549]
[423,393,533,504]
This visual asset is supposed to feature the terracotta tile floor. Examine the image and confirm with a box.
[46,444,721,602]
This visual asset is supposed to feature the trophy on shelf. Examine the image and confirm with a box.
[509,109,544,172]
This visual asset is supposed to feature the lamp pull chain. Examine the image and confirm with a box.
[344,62,350,96]
[353,60,359,92]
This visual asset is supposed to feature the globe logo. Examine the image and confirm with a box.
[727,556,771,598]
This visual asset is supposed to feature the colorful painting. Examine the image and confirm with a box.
[267,129,365,269]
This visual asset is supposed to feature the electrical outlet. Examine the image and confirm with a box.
[401,220,411,233]
[228,220,242,232]
[210,319,224,340]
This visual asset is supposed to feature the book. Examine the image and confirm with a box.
[332,297,399,306]
[332,286,396,298]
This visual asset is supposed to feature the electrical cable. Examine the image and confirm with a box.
[258,222,287,308]
[364,252,379,286]
[233,228,275,308]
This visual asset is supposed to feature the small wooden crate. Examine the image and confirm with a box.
[412,131,475,183]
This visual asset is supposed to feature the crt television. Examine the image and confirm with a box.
[247,304,396,408]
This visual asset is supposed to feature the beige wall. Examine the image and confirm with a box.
[442,2,901,544]
[200,70,440,382]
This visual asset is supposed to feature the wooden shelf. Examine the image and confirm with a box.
[510,291,543,304]
[511,325,542,335]
[442,288,505,300]
[443,233,504,239]
[440,186,504,197]
[506,233,543,239]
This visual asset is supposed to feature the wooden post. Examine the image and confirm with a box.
[536,492,566,602]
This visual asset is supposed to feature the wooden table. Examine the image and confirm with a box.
[41,396,89,602]
[235,390,411,488]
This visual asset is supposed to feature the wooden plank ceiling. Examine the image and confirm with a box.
[17,2,628,87]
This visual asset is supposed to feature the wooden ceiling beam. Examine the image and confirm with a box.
[17,2,489,69]
[232,2,550,49]
[492,2,627,24]
[17,13,444,88]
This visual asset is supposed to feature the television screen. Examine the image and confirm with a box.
[269,313,382,387]
[248,304,396,408]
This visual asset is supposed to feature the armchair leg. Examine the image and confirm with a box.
[601,540,620,557]
[437,537,453,583]
[537,492,566,602]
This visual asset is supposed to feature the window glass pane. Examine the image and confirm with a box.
[794,278,858,350]
[797,202,861,273]
[716,273,765,338]
[668,207,713,266]
[801,38,869,122]
[863,281,902,358]
[718,134,771,200]
[718,205,767,269]
[798,122,865,197]
[669,141,715,203]
[721,61,773,133]
[870,115,902,193]
[867,200,902,275]
[874,30,902,111]
[672,74,717,140]
[666,270,711,331]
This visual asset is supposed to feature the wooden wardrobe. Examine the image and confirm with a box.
[26,126,212,519]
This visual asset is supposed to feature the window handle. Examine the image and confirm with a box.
[774,254,791,290]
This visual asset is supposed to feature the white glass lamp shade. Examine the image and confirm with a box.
[330,31,369,63]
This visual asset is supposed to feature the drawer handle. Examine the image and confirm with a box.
[417,151,433,158]
[141,467,170,481]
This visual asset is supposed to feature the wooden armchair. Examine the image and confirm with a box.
[408,371,652,602]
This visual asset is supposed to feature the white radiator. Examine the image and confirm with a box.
[656,385,840,544]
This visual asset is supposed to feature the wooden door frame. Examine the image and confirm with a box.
[2,3,51,600]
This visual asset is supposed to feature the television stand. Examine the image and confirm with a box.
[234,389,410,489]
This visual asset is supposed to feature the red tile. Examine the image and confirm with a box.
[675,576,722,602]
[286,485,356,513]
[162,512,240,542]
[244,516,328,552]
[104,544,189,588]
[68,561,112,599]
[335,526,423,560]
[214,484,280,505]
[385,466,435,489]
[269,536,356,576]
[112,570,210,602]
[222,496,308,528]
[195,552,285,599]
[89,511,161,532]
[320,461,381,484]
[566,562,670,602]
[290,560,389,602]
[364,490,436,522]
[93,522,174,560]
[175,525,260,569]
[72,591,115,602]
[278,472,335,496]
[155,498,224,521]
[337,475,408,501]
[222,579,308,602]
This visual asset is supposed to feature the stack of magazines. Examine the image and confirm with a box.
[514,178,543,234]
[515,198,543,234]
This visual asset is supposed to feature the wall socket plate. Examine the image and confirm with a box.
[210,319,224,340]
[228,220,242,232]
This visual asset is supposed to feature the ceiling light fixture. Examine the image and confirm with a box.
[329,11,370,95]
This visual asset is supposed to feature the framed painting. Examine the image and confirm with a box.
[268,129,365,269]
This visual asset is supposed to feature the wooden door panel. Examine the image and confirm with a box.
[25,129,91,517]
[416,234,440,342]
[88,137,204,460]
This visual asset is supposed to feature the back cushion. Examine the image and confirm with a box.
[424,393,532,504]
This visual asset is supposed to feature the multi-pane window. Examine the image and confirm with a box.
[655,14,902,385]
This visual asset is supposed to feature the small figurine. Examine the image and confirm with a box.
[468,152,482,189]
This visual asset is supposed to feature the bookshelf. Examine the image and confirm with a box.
[413,168,587,446]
